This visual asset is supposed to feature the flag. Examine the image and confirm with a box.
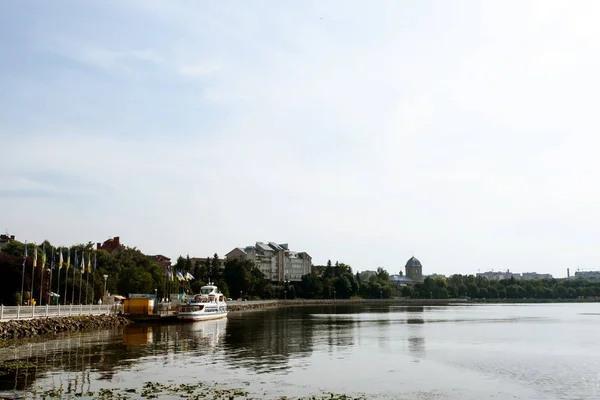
[74,251,78,272]
[176,271,184,281]
[80,252,85,273]
[59,249,63,270]
[33,245,38,268]
[185,272,195,280]
[66,249,70,270]
[93,253,97,271]
[23,241,27,268]
[42,245,47,270]
[51,248,55,270]
[87,253,92,273]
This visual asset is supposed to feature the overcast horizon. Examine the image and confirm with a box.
[2,1,600,278]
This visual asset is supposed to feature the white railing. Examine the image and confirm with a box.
[0,304,120,321]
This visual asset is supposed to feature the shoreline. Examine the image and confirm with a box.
[1,298,597,343]
[0,314,129,343]
[226,297,600,312]
[226,298,464,312]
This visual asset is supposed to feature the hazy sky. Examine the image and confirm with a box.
[2,1,599,277]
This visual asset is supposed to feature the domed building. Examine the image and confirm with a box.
[405,256,423,282]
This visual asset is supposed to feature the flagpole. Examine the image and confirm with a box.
[48,247,54,304]
[92,252,96,304]
[72,251,77,305]
[20,241,27,305]
[39,243,45,305]
[85,253,90,305]
[64,248,70,305]
[31,244,37,305]
[57,249,62,307]
[78,253,83,305]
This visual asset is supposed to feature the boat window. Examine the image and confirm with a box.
[200,288,212,295]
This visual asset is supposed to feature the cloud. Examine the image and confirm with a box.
[48,41,164,70]
[177,62,221,77]
[2,0,600,276]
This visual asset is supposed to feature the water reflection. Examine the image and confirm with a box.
[0,304,414,396]
[408,336,425,354]
[123,326,153,346]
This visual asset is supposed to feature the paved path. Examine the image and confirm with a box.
[0,304,115,321]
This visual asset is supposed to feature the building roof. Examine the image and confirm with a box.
[405,256,422,268]
[389,275,414,283]
[257,242,275,252]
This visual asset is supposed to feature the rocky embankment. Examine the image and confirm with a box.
[0,315,130,340]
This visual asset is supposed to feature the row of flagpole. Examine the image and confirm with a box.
[19,242,98,306]
[164,265,195,300]
[18,241,202,305]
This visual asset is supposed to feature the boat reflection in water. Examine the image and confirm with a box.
[122,325,154,346]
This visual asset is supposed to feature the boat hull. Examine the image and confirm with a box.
[177,311,228,321]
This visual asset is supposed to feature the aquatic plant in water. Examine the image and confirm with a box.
[28,381,367,400]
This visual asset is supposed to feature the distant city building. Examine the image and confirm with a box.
[0,234,16,252]
[476,270,520,281]
[389,274,414,287]
[521,272,553,280]
[359,270,377,281]
[148,255,171,267]
[189,257,225,269]
[226,242,311,282]
[96,236,125,254]
[476,270,554,280]
[405,256,423,282]
[574,270,600,280]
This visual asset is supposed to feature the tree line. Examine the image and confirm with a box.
[2,239,598,305]
[0,240,168,305]
[402,274,600,300]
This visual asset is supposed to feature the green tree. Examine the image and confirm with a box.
[477,287,489,299]
[300,273,323,298]
[556,285,568,298]
[506,285,524,299]
[467,283,478,298]
[223,258,265,298]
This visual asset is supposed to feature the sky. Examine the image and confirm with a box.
[1,0,600,278]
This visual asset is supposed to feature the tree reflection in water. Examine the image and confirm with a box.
[0,304,406,397]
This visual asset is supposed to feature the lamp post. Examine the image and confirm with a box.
[284,290,287,300]
[154,288,158,300]
[333,290,336,300]
[240,291,242,301]
[103,274,108,299]
[380,290,382,300]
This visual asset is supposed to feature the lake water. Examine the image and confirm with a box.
[0,303,599,399]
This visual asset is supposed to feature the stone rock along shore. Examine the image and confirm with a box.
[0,315,130,340]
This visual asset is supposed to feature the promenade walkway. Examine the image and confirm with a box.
[0,304,117,321]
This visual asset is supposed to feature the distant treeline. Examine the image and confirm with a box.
[403,274,600,300]
[1,240,597,305]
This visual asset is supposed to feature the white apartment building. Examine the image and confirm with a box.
[521,272,553,280]
[225,242,312,282]
[574,270,600,280]
[476,270,520,281]
[476,270,554,280]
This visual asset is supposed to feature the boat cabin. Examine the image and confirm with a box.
[190,285,226,303]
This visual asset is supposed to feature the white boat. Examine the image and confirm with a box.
[176,284,228,321]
